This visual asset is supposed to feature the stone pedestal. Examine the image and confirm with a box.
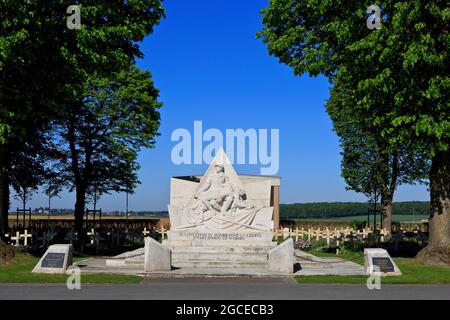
[165,230,275,244]
[144,237,172,272]
[158,150,285,274]
[32,244,73,274]
[163,229,278,270]
[364,248,402,276]
[268,239,294,274]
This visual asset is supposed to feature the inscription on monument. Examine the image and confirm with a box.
[190,232,263,241]
[41,253,65,268]
[372,257,395,273]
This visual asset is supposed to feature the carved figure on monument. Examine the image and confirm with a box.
[168,149,274,233]
[230,190,255,212]
[194,164,235,213]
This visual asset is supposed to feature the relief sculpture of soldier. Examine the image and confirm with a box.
[194,164,236,214]
[174,152,274,232]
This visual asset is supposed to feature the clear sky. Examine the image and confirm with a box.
[12,0,429,212]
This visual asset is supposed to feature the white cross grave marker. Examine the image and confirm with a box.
[21,229,32,246]
[142,228,150,237]
[160,226,167,241]
[11,231,20,247]
[87,228,96,245]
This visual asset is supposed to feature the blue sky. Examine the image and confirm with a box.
[12,0,429,211]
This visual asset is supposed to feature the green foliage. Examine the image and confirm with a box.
[281,201,430,219]
[0,1,165,231]
[341,239,367,253]
[296,254,450,284]
[259,0,449,155]
[0,253,141,284]
[326,78,430,202]
[1,0,165,140]
[58,65,162,201]
[259,1,449,247]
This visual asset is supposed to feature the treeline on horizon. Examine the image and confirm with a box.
[280,202,430,219]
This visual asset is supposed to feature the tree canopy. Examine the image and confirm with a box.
[0,0,165,234]
[259,0,449,263]
[57,65,162,233]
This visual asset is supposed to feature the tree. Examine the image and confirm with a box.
[44,165,65,216]
[327,79,429,233]
[0,0,165,234]
[9,134,49,229]
[57,66,162,235]
[0,1,63,234]
[259,1,449,263]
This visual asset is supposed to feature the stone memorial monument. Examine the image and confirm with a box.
[364,248,402,276]
[32,244,73,274]
[159,149,292,273]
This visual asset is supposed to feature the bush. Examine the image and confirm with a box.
[0,240,15,264]
[342,239,366,253]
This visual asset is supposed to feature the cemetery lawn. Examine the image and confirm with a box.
[296,252,450,285]
[0,253,142,284]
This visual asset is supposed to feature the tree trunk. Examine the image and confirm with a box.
[74,185,86,241]
[416,149,450,265]
[67,113,87,242]
[379,150,397,235]
[381,194,393,234]
[0,142,10,236]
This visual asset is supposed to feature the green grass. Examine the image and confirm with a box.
[296,251,450,284]
[0,253,142,284]
[3,250,449,285]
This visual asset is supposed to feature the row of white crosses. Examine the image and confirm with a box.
[5,227,165,248]
[275,227,389,247]
[7,230,32,247]
[142,226,167,240]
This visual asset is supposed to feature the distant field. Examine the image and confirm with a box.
[8,215,169,221]
[288,215,429,222]
[7,215,171,228]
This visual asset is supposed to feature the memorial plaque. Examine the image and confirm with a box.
[41,253,65,268]
[372,257,395,273]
